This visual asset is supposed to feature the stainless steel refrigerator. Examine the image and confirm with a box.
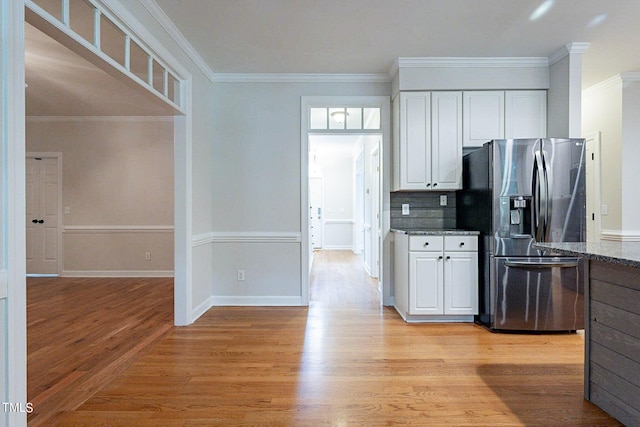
[457,139,586,332]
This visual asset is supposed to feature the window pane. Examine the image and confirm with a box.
[152,59,164,94]
[32,0,62,21]
[346,108,362,129]
[129,40,149,83]
[329,108,346,129]
[310,108,327,129]
[168,72,180,105]
[363,108,381,129]
[69,0,95,44]
[100,15,126,66]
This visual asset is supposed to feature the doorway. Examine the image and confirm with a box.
[301,96,390,307]
[308,133,381,306]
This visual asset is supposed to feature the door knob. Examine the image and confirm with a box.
[32,219,38,223]
[38,219,44,224]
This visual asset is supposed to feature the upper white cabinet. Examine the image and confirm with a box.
[505,90,547,139]
[394,91,462,191]
[463,91,505,147]
[432,92,463,190]
[463,90,547,147]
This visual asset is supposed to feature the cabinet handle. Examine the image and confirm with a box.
[460,242,465,246]
[423,242,429,246]
[433,183,438,187]
[438,256,443,260]
[446,256,451,260]
[426,183,431,187]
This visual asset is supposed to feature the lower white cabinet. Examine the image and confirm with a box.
[394,233,478,322]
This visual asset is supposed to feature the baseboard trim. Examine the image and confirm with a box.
[191,295,215,321]
[600,229,640,242]
[211,296,304,306]
[322,245,356,251]
[62,270,174,278]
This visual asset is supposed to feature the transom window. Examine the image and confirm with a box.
[27,0,183,110]
[310,107,381,130]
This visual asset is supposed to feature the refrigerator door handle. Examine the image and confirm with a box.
[542,149,553,241]
[504,260,578,269]
[533,150,547,241]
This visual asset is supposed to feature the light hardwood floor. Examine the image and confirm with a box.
[31,252,621,426]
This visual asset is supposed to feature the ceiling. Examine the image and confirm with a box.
[154,0,640,88]
[25,0,640,116]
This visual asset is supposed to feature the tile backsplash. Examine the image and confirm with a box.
[390,191,457,230]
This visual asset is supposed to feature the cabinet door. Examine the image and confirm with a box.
[463,91,504,147]
[409,252,443,315]
[444,251,478,315]
[505,90,547,139]
[399,92,431,190]
[431,91,462,190]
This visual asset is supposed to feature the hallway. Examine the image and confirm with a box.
[310,250,379,307]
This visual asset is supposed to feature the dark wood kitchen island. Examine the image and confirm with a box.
[535,241,640,426]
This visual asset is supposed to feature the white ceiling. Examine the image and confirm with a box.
[24,1,640,116]
[154,0,640,88]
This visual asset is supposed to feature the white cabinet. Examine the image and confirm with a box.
[431,92,463,190]
[394,233,478,321]
[463,91,504,147]
[505,90,547,139]
[463,90,547,147]
[393,91,462,191]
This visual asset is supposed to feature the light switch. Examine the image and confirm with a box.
[402,204,410,215]
[601,204,608,215]
[64,206,70,214]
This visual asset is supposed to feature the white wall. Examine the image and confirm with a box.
[118,0,217,321]
[316,153,354,250]
[583,77,623,233]
[620,77,640,234]
[26,118,174,276]
[210,81,389,304]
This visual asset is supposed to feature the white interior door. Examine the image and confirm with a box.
[26,155,61,275]
[309,177,324,250]
[370,146,380,279]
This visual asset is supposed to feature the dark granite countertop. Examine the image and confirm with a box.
[534,241,640,268]
[391,229,480,236]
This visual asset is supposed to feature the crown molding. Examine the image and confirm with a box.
[211,73,390,83]
[389,57,549,78]
[584,71,640,97]
[583,74,622,96]
[138,0,216,82]
[621,71,640,82]
[549,42,591,66]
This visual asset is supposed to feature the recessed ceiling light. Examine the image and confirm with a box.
[530,0,554,21]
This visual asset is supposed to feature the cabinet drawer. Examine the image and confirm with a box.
[444,236,477,251]
[409,236,443,251]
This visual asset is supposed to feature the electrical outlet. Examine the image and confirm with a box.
[145,252,151,260]
[237,270,245,281]
[440,195,448,206]
[402,204,410,215]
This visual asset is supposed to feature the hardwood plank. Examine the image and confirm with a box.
[27,277,174,427]
[32,253,621,426]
